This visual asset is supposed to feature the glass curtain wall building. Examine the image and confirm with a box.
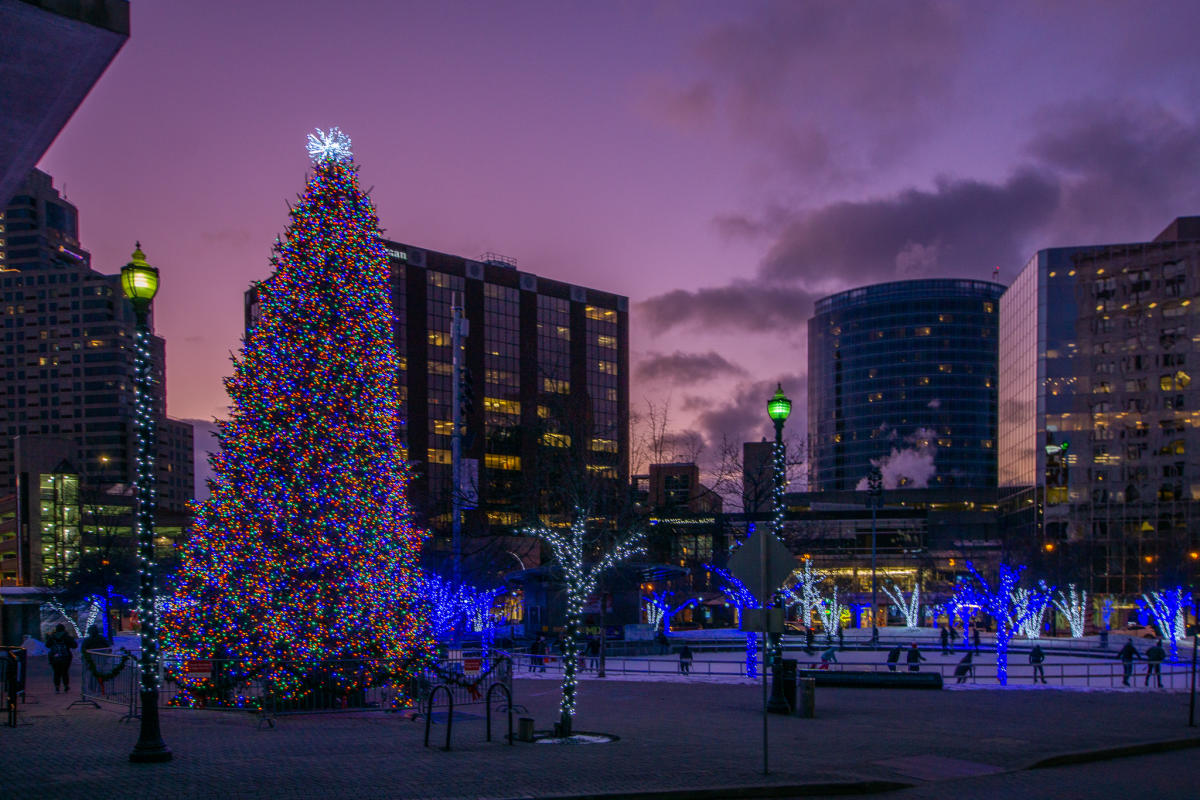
[245,240,630,541]
[808,279,1005,492]
[998,218,1200,594]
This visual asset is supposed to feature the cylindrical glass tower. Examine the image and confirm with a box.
[807,279,1005,491]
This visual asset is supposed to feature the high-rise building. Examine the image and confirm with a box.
[246,240,629,538]
[808,279,1005,492]
[998,218,1200,593]
[0,0,129,208]
[0,169,193,586]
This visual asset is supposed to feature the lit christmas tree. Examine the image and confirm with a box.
[163,128,431,704]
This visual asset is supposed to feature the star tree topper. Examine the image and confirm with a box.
[306,127,352,164]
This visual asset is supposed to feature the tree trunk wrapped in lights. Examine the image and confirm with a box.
[881,583,921,630]
[1053,585,1088,639]
[162,129,431,706]
[525,512,643,735]
[952,562,1051,686]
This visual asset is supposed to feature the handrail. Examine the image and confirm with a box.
[485,682,514,744]
[424,685,454,750]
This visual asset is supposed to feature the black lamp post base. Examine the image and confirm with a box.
[129,743,173,763]
[130,690,172,762]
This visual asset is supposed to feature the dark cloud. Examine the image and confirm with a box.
[638,283,817,336]
[1026,100,1200,244]
[692,373,807,453]
[646,1,966,179]
[760,170,1060,282]
[635,350,748,384]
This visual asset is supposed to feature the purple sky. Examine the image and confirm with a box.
[38,0,1200,462]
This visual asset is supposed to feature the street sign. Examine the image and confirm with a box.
[727,530,795,602]
[741,608,785,633]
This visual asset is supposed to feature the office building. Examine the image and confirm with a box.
[808,279,1005,492]
[0,170,194,586]
[246,240,629,540]
[0,0,129,208]
[999,217,1200,593]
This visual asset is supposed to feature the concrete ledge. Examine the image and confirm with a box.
[1026,735,1200,769]
[798,670,943,690]
[501,779,915,800]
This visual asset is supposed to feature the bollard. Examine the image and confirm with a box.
[797,677,815,718]
[517,716,535,742]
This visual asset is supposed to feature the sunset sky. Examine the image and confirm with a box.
[37,0,1200,466]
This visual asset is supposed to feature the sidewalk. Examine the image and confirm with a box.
[1,655,1195,800]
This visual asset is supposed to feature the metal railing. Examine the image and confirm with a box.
[511,649,1196,688]
[76,650,517,727]
[76,648,140,720]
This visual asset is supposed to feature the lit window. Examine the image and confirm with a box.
[541,432,571,448]
[584,306,616,322]
[486,454,521,471]
[427,448,451,464]
[484,397,520,415]
[915,326,932,336]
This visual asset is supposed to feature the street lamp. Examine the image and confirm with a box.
[122,244,171,763]
[765,384,791,719]
[866,467,882,645]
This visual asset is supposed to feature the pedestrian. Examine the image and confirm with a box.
[656,629,669,656]
[948,622,958,645]
[1145,639,1166,688]
[81,624,110,654]
[1117,639,1140,686]
[46,623,77,693]
[954,651,974,684]
[825,624,833,646]
[679,644,694,675]
[837,625,844,651]
[1029,644,1047,684]
[1099,626,1110,649]
[940,626,950,655]
[886,644,902,672]
[906,643,925,672]
[972,626,981,654]
[586,635,600,670]
[805,626,815,655]
[820,646,838,668]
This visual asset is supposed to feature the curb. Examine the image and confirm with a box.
[497,780,914,800]
[1025,735,1200,770]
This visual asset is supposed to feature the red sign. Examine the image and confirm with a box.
[186,660,213,674]
[463,658,482,673]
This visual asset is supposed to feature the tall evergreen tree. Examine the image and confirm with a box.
[163,129,431,701]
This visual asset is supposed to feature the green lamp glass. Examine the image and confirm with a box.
[767,383,791,423]
[121,243,159,308]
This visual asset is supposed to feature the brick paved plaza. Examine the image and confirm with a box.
[2,655,1197,799]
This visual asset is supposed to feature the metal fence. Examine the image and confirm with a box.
[511,649,1197,689]
[76,649,139,720]
[76,650,516,727]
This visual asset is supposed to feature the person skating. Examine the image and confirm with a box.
[940,626,950,655]
[954,651,974,684]
[804,626,815,655]
[886,644,902,672]
[46,623,77,694]
[586,635,600,670]
[678,644,694,675]
[1029,644,1047,684]
[1145,639,1166,688]
[972,626,981,654]
[1117,640,1141,686]
[836,625,844,650]
[906,643,925,672]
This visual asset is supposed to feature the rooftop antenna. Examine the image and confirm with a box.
[993,265,999,281]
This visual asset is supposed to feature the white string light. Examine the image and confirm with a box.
[1053,584,1088,638]
[781,558,826,629]
[306,127,353,164]
[525,511,644,720]
[881,583,921,630]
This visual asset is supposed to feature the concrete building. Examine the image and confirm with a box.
[0,0,129,207]
[808,279,1005,492]
[0,170,193,588]
[247,240,629,544]
[999,217,1200,593]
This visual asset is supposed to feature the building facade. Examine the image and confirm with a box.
[998,218,1200,593]
[808,279,1005,492]
[246,239,630,543]
[0,170,193,585]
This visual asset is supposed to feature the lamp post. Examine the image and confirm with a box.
[765,385,791,723]
[866,467,882,645]
[122,244,171,763]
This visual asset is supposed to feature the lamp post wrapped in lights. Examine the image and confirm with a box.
[765,384,791,718]
[123,244,171,763]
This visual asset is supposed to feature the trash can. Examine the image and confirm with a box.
[517,717,536,742]
[779,659,798,712]
[797,677,815,718]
